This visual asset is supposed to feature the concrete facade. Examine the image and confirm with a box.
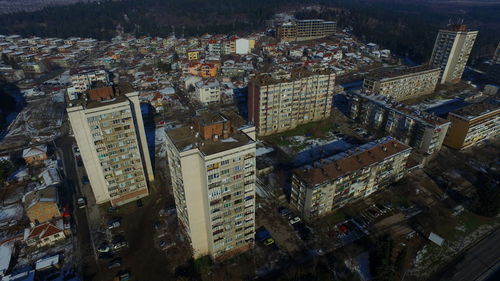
[290,137,411,220]
[166,111,256,260]
[277,19,336,42]
[67,89,154,206]
[248,68,336,136]
[430,25,477,84]
[194,79,221,104]
[363,65,440,101]
[444,101,500,149]
[347,91,451,155]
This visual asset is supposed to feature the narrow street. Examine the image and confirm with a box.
[56,135,98,279]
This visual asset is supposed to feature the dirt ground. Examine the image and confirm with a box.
[82,157,193,281]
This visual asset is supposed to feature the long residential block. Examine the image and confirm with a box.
[363,65,441,101]
[290,137,411,220]
[444,100,500,149]
[347,91,451,155]
[277,19,336,42]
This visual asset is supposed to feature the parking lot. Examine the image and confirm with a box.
[71,146,193,280]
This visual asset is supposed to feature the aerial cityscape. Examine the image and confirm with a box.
[0,0,499,281]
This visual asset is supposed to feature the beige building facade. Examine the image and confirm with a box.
[277,19,336,42]
[67,86,154,206]
[248,68,336,136]
[444,101,500,149]
[290,137,411,220]
[166,111,256,260]
[363,65,440,101]
[430,24,477,84]
[347,91,450,155]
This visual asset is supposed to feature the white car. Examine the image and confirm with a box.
[77,197,86,209]
[289,216,301,225]
[97,245,110,253]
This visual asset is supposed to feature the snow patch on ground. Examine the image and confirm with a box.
[221,137,238,143]
[0,203,24,224]
[155,127,167,157]
[410,221,500,278]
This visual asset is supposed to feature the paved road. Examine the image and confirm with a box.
[436,228,500,281]
[56,136,98,279]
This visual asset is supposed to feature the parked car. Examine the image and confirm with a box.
[264,238,275,246]
[97,244,110,253]
[111,241,128,251]
[338,224,349,234]
[107,218,122,230]
[77,160,83,167]
[136,199,143,208]
[255,226,271,242]
[108,257,122,269]
[277,206,290,217]
[114,271,130,281]
[81,176,90,185]
[159,240,166,248]
[77,197,86,209]
[289,216,301,225]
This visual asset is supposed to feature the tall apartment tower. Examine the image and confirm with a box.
[429,24,478,84]
[165,110,257,260]
[67,84,154,206]
[248,68,336,136]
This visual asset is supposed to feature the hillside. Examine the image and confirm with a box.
[0,0,498,63]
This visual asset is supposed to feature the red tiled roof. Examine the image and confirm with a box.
[28,222,63,240]
[293,139,411,187]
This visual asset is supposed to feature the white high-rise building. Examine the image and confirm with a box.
[165,110,256,260]
[430,24,478,84]
[67,84,154,206]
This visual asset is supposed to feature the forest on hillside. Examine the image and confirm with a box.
[0,0,499,63]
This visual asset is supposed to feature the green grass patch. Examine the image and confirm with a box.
[459,212,498,235]
[437,212,499,241]
[263,119,335,146]
[194,256,213,278]
[323,211,346,225]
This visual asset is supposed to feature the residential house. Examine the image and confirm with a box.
[24,220,65,248]
[22,145,48,166]
[23,186,61,224]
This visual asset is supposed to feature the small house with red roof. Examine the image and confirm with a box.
[24,220,65,248]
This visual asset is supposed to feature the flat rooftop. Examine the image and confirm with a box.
[196,110,226,125]
[293,137,411,187]
[450,100,500,120]
[69,83,135,110]
[167,111,254,156]
[251,67,333,86]
[366,65,439,81]
[353,91,449,126]
[70,65,105,75]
